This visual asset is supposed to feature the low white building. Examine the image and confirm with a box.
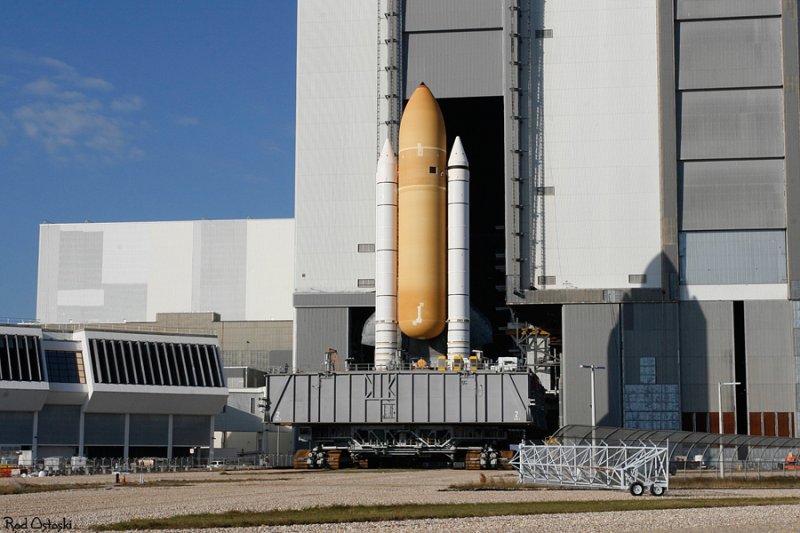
[0,325,227,463]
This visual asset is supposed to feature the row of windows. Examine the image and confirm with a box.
[89,339,224,387]
[0,334,44,382]
[45,351,86,384]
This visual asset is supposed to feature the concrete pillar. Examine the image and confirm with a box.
[123,413,130,464]
[167,414,173,461]
[78,410,85,457]
[208,416,215,462]
[31,411,38,466]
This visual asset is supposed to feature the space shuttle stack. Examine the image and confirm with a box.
[374,140,399,370]
[446,137,470,363]
[374,83,471,369]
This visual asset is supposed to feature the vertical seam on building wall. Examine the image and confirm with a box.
[782,2,800,300]
[658,0,679,301]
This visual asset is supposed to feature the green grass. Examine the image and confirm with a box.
[92,497,800,531]
[0,475,293,495]
[670,476,800,489]
[0,481,105,495]
[448,473,800,491]
[448,475,540,491]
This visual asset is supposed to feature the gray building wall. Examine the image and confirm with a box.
[562,303,680,429]
[679,301,734,413]
[745,301,795,414]
[562,304,622,427]
[37,219,294,324]
[675,4,789,296]
[295,307,350,372]
[123,313,293,372]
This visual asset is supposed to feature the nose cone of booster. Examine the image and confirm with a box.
[397,83,447,340]
[448,135,469,167]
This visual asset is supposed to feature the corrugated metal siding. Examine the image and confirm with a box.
[621,304,680,384]
[37,220,294,323]
[38,405,80,445]
[745,301,795,413]
[680,89,785,160]
[680,230,787,285]
[294,0,378,294]
[678,18,783,90]
[193,220,247,321]
[129,414,168,445]
[562,304,622,427]
[58,231,103,290]
[404,30,503,98]
[294,293,375,308]
[0,412,33,445]
[676,0,781,20]
[84,413,125,445]
[680,301,734,412]
[793,303,800,422]
[540,2,662,291]
[404,0,502,32]
[618,304,681,430]
[295,307,349,372]
[173,415,209,446]
[681,160,787,231]
[266,371,530,424]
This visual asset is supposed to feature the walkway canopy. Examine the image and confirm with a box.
[550,425,800,470]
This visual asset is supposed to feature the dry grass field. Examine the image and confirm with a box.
[2,469,800,531]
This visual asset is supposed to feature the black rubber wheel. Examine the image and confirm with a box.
[629,482,645,496]
[650,484,666,496]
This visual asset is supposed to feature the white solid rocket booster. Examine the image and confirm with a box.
[375,139,398,369]
[446,136,470,362]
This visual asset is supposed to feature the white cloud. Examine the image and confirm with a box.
[23,78,59,96]
[14,100,126,155]
[38,56,113,92]
[39,56,74,75]
[111,95,144,112]
[175,116,199,126]
[2,50,145,162]
[79,77,113,91]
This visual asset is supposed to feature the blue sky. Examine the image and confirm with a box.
[0,1,297,321]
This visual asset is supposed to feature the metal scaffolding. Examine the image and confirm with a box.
[513,440,669,495]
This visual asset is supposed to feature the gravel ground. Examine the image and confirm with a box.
[3,469,800,532]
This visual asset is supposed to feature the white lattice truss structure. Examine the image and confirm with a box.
[512,441,669,491]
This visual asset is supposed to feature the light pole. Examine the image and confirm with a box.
[717,381,740,479]
[579,364,606,430]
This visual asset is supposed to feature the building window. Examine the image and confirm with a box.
[357,243,375,253]
[85,337,224,387]
[358,278,375,288]
[45,351,86,384]
[0,334,44,382]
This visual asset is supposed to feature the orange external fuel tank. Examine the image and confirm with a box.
[397,83,447,339]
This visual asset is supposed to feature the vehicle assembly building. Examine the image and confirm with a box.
[291,0,800,439]
[13,0,800,469]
